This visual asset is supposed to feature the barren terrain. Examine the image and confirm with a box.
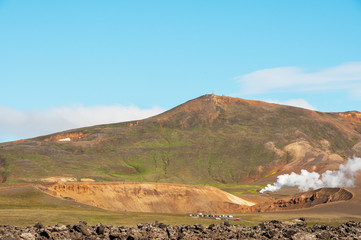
[39,182,355,216]
[41,182,254,213]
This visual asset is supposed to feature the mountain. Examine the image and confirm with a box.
[1,94,361,184]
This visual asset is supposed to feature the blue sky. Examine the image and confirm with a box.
[1,0,361,142]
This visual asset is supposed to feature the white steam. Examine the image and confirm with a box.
[260,157,361,193]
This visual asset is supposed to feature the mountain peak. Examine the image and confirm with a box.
[153,94,284,129]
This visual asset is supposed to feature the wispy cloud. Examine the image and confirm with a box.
[266,98,316,111]
[0,105,165,142]
[236,62,361,95]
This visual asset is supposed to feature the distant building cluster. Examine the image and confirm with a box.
[189,213,240,221]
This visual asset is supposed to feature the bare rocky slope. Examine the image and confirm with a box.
[40,182,351,214]
[0,94,361,185]
[41,182,254,213]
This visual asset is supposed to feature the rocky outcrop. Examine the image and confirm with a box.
[232,188,352,214]
[338,111,361,123]
[229,188,353,214]
[1,219,361,239]
[253,188,353,212]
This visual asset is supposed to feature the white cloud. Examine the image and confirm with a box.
[0,104,165,142]
[266,98,316,110]
[236,62,361,95]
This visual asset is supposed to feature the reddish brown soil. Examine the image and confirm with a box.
[42,182,255,213]
[39,181,355,215]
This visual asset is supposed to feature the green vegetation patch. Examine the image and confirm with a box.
[208,184,265,195]
[265,170,277,178]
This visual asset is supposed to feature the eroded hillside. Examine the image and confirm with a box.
[0,94,360,184]
[40,182,352,214]
[41,182,254,213]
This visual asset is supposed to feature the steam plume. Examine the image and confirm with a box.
[260,157,361,193]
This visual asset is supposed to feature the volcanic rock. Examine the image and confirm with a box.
[3,220,360,239]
